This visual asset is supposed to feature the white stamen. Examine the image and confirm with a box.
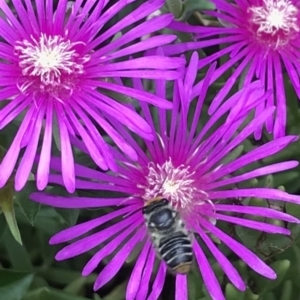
[249,0,299,36]
[14,34,89,87]
[143,158,203,208]
[156,133,166,150]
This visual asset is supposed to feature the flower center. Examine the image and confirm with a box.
[143,158,197,208]
[14,34,90,96]
[248,0,299,47]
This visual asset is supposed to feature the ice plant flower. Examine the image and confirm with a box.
[30,53,300,300]
[163,0,300,139]
[0,0,185,193]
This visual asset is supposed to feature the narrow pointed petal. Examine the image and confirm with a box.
[50,207,139,244]
[36,101,53,190]
[200,218,276,279]
[0,108,34,188]
[209,189,300,204]
[126,241,152,300]
[195,225,245,291]
[15,105,46,190]
[175,274,188,300]
[56,107,75,193]
[215,213,290,235]
[55,214,142,260]
[148,262,167,300]
[135,248,157,300]
[83,220,143,276]
[215,205,300,223]
[193,241,226,300]
[30,193,129,209]
[94,229,145,290]
[95,81,173,109]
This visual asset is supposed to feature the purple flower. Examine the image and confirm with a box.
[163,0,300,139]
[0,0,185,193]
[30,53,300,300]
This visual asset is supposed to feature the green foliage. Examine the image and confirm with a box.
[15,182,41,226]
[22,287,95,300]
[0,270,34,300]
[179,0,216,21]
[165,0,216,21]
[0,183,22,245]
[225,284,245,300]
[250,260,290,295]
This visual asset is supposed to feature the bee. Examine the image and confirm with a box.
[142,197,193,274]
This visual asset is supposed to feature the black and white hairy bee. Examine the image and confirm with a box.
[142,197,193,274]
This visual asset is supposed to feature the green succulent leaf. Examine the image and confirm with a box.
[276,245,300,289]
[250,260,290,294]
[244,289,259,300]
[23,287,93,300]
[188,268,204,300]
[3,228,32,272]
[235,226,261,250]
[0,213,7,241]
[225,283,245,300]
[179,0,216,21]
[166,0,183,19]
[0,270,34,300]
[54,208,79,227]
[221,145,244,166]
[279,280,293,300]
[0,183,22,245]
[15,181,40,226]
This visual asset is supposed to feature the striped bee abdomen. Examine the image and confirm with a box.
[143,198,193,274]
[159,232,193,273]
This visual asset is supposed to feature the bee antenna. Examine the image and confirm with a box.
[123,206,143,219]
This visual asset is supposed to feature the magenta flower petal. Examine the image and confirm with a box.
[36,101,53,190]
[93,56,185,71]
[0,0,184,191]
[95,81,173,109]
[215,213,290,235]
[135,248,156,300]
[31,53,300,300]
[201,218,276,279]
[83,221,144,277]
[107,35,178,60]
[175,274,188,300]
[15,106,46,190]
[209,137,298,181]
[0,108,34,187]
[93,229,145,290]
[126,241,152,300]
[193,239,226,300]
[30,193,127,208]
[196,226,246,291]
[215,205,300,224]
[56,213,142,260]
[208,161,299,189]
[148,262,167,300]
[64,106,108,171]
[50,206,139,244]
[209,189,300,204]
